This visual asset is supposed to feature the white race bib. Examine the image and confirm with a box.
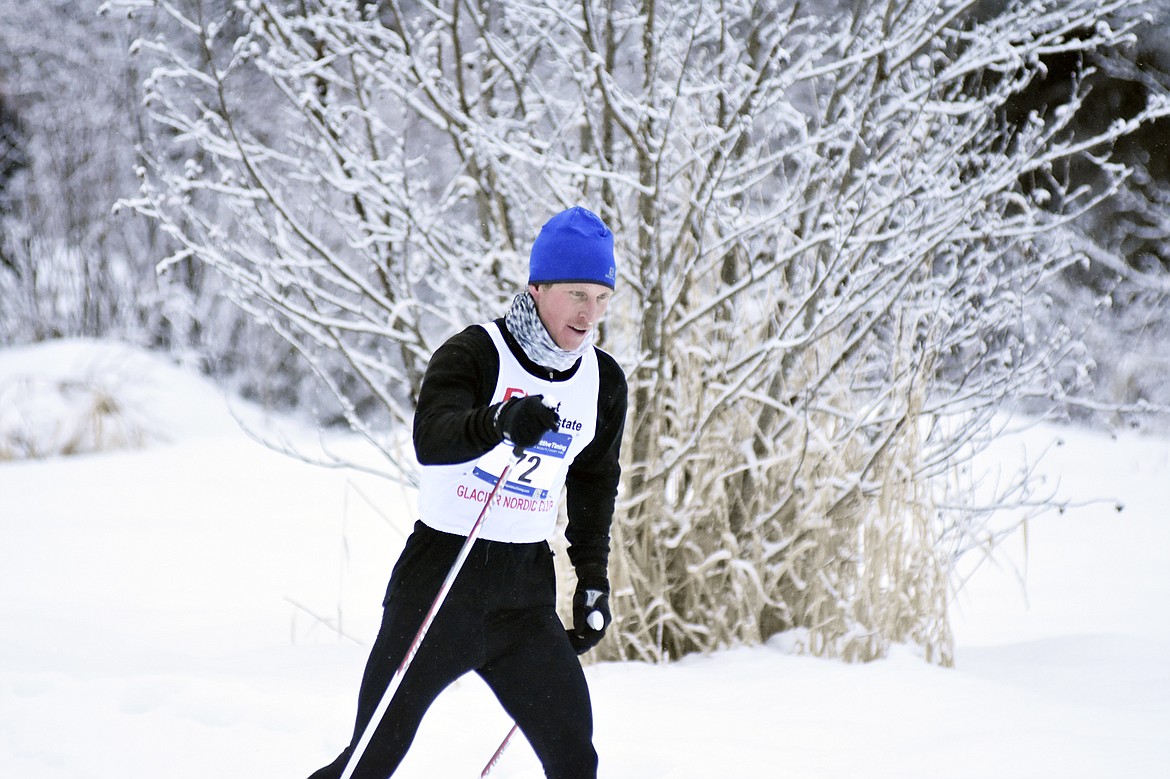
[416,323,601,542]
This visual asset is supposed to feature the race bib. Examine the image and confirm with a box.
[472,431,572,500]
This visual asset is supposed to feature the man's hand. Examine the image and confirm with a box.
[568,577,611,654]
[494,395,560,449]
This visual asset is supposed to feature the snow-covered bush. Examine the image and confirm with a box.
[0,342,161,461]
[0,376,149,460]
[115,0,1170,664]
[0,339,259,459]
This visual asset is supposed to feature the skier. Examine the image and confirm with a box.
[307,206,627,779]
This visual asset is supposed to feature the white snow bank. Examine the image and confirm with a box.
[0,339,253,458]
[1,339,1167,778]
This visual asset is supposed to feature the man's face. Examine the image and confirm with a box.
[528,282,613,350]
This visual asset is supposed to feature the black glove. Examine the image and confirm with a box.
[567,576,611,654]
[494,395,560,449]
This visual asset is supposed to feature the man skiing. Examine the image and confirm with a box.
[307,206,628,779]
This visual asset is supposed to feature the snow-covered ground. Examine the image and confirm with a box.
[1,339,1167,778]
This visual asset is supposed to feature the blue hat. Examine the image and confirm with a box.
[528,207,616,289]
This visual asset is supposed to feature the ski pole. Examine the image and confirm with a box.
[480,722,520,778]
[480,611,605,778]
[340,443,526,779]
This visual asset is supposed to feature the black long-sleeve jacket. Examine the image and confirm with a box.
[412,317,627,580]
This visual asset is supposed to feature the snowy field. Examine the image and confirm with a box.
[1,339,1168,779]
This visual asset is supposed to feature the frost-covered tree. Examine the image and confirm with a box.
[115,0,1170,664]
[0,0,294,412]
[1020,2,1170,424]
[0,0,160,342]
[0,89,23,214]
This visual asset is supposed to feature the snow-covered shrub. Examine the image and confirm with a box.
[0,375,149,460]
[0,340,244,460]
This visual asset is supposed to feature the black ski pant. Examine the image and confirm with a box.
[307,522,598,779]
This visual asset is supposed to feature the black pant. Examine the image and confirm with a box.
[308,522,597,779]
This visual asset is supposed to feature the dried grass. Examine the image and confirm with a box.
[588,313,960,667]
[0,376,150,461]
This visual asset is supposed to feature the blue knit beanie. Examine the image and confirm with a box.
[528,206,616,289]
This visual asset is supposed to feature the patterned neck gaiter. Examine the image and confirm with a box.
[504,291,592,372]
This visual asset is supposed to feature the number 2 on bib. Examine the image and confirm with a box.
[472,432,572,500]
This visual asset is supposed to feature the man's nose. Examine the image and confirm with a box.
[581,299,603,321]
